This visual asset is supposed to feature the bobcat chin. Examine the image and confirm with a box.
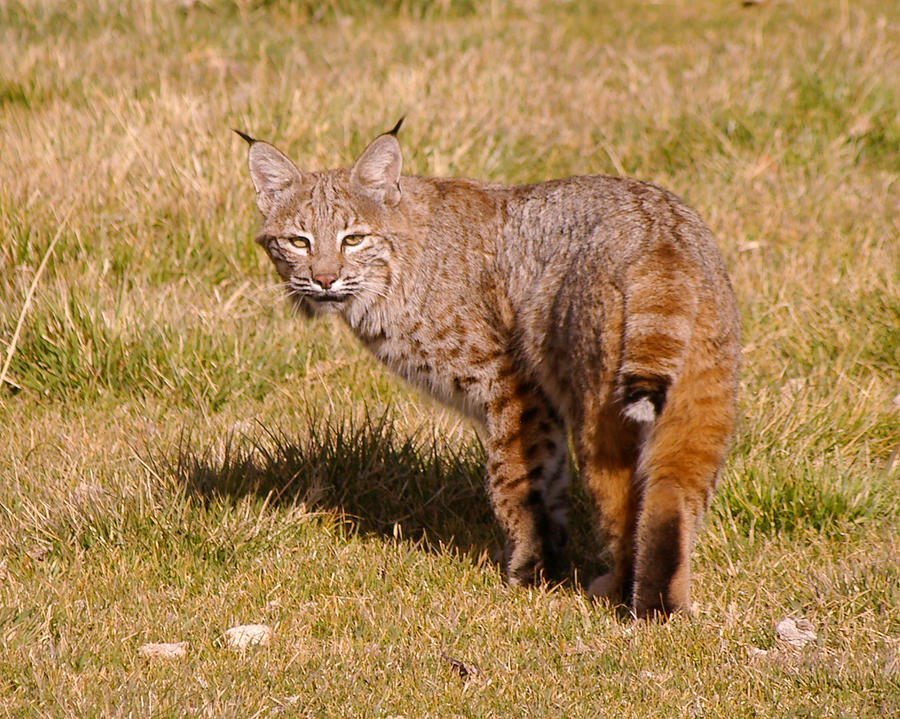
[238,121,740,618]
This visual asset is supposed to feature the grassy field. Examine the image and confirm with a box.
[1,0,899,715]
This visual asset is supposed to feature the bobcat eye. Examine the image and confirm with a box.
[342,234,366,247]
[288,236,310,250]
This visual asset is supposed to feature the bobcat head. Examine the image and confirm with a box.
[238,120,405,319]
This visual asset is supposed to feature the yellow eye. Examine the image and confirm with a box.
[288,236,310,249]
[342,234,365,247]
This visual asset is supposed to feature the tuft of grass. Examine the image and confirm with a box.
[714,458,895,539]
[156,413,496,555]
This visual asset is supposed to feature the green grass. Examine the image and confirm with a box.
[2,0,899,716]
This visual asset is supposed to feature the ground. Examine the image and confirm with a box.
[1,1,898,716]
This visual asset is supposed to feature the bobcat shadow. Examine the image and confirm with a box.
[160,414,606,591]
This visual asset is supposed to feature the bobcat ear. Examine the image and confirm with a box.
[241,135,303,216]
[350,130,402,208]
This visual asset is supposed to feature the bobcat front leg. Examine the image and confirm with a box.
[484,372,569,586]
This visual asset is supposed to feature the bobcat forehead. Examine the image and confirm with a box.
[239,123,740,617]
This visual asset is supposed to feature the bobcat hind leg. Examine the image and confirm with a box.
[575,409,641,605]
[631,367,736,618]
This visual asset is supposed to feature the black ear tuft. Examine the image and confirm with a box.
[386,116,405,137]
[234,129,257,145]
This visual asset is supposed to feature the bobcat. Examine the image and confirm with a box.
[238,120,740,617]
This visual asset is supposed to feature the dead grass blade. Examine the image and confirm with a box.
[0,203,75,393]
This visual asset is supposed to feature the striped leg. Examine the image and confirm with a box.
[485,377,570,585]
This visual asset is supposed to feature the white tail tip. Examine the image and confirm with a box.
[623,397,656,424]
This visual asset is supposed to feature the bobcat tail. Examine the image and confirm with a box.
[618,259,698,424]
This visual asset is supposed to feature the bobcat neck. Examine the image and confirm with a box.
[343,176,509,423]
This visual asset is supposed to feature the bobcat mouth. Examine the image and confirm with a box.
[310,291,350,304]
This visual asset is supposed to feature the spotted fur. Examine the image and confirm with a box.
[239,124,741,617]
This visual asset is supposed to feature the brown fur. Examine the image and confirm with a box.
[239,124,741,617]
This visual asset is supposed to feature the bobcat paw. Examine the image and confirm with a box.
[587,573,621,600]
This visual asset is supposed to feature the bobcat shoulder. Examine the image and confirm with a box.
[239,122,741,617]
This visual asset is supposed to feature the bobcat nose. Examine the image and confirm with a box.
[313,273,338,290]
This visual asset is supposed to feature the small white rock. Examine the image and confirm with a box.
[138,641,188,659]
[775,617,817,648]
[26,544,51,562]
[224,623,273,649]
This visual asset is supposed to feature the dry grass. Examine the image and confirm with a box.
[1,0,899,716]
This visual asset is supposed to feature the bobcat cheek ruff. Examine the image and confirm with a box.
[240,123,740,618]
